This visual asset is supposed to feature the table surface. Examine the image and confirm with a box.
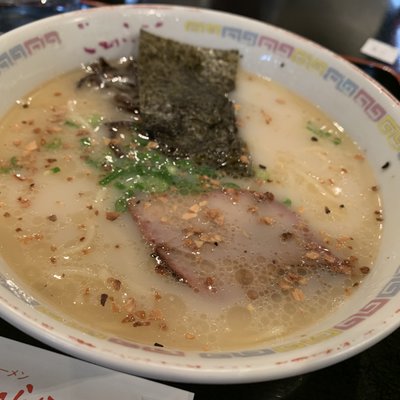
[1,1,400,399]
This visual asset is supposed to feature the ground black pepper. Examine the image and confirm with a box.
[100,293,108,306]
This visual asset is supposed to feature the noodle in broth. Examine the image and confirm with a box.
[0,64,382,351]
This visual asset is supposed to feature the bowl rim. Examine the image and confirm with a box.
[0,4,399,384]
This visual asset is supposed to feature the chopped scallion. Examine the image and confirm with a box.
[65,120,80,128]
[283,198,292,206]
[88,114,102,128]
[306,121,342,145]
[80,137,92,147]
[44,137,62,150]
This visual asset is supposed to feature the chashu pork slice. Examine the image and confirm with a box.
[129,189,353,301]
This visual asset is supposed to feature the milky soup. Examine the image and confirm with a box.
[0,60,382,351]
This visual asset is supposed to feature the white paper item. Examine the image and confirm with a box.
[360,38,399,65]
[0,337,194,400]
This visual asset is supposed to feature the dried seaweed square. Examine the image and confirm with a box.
[138,30,252,177]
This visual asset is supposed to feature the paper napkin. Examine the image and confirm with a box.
[0,336,194,400]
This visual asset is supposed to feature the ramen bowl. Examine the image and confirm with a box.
[0,5,399,384]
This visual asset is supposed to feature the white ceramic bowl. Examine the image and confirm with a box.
[0,5,399,384]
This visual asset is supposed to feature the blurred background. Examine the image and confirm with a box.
[86,0,400,95]
[102,0,400,70]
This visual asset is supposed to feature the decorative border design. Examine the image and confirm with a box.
[378,115,400,149]
[334,298,390,330]
[185,19,400,151]
[334,266,400,331]
[0,31,61,76]
[378,266,400,297]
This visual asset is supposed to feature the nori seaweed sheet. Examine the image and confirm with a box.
[138,30,253,177]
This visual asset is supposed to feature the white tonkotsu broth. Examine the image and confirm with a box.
[0,66,382,351]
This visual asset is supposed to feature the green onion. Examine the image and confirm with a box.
[255,169,270,181]
[88,114,102,129]
[44,137,62,150]
[0,156,21,173]
[222,182,241,189]
[51,166,61,173]
[283,198,292,207]
[99,168,127,186]
[306,121,342,145]
[135,136,149,147]
[10,156,20,168]
[80,137,92,147]
[65,120,80,128]
[115,197,129,212]
[84,127,246,212]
